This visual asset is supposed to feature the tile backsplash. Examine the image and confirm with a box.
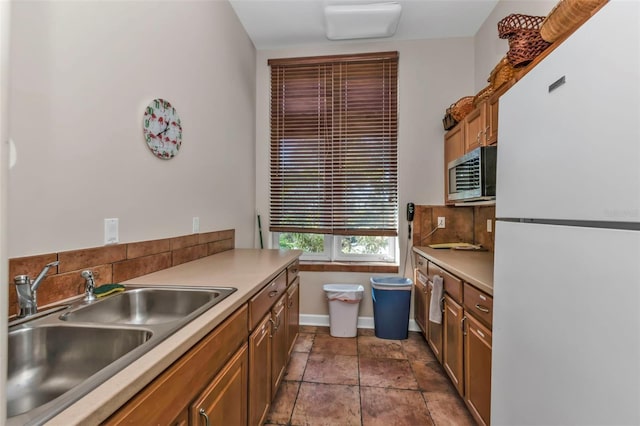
[412,205,495,251]
[7,229,235,317]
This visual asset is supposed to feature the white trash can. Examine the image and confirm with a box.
[323,284,365,337]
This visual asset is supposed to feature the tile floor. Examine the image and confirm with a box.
[265,326,476,426]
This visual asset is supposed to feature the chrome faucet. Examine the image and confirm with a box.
[81,270,97,302]
[14,260,60,318]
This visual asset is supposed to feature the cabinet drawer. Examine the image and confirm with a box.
[249,270,287,330]
[287,259,299,285]
[463,283,493,327]
[428,263,463,304]
[415,254,428,276]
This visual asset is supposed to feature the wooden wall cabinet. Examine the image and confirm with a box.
[444,124,465,205]
[463,103,488,153]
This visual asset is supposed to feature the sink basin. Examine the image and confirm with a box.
[60,287,236,325]
[7,325,151,418]
[7,285,237,425]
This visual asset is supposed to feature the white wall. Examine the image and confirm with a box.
[255,37,475,317]
[0,0,10,419]
[473,0,556,91]
[8,0,257,258]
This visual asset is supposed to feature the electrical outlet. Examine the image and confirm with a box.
[437,217,446,229]
[192,217,200,233]
[104,218,119,245]
[487,219,492,233]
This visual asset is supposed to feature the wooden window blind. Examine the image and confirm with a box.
[269,52,398,237]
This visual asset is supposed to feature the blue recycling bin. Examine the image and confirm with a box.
[370,276,413,340]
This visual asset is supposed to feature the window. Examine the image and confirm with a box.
[269,52,398,262]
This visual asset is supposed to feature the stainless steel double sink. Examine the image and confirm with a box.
[7,285,236,425]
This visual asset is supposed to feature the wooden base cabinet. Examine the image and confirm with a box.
[286,277,300,358]
[249,314,272,426]
[190,343,248,426]
[426,280,443,363]
[104,306,248,425]
[464,313,492,426]
[271,295,287,397]
[443,295,464,396]
[414,270,428,335]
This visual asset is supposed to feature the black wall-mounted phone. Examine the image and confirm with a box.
[407,202,415,222]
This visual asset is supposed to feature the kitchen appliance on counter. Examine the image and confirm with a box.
[447,146,496,203]
[492,2,640,425]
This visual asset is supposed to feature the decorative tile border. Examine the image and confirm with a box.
[7,229,235,317]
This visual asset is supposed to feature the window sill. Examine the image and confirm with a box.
[299,261,399,273]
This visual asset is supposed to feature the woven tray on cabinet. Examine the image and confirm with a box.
[498,14,551,67]
[540,0,606,42]
[450,96,475,121]
[488,56,515,90]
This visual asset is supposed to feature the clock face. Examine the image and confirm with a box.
[142,98,182,159]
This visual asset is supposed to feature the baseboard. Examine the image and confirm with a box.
[300,314,421,332]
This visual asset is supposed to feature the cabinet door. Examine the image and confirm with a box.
[464,313,492,426]
[443,295,464,396]
[444,124,464,204]
[271,295,287,397]
[463,103,487,153]
[249,314,272,426]
[414,270,428,335]
[426,281,443,363]
[485,84,509,146]
[191,343,248,426]
[171,410,189,426]
[286,277,300,358]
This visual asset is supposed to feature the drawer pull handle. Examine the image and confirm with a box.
[199,408,210,426]
[461,315,467,335]
[269,290,278,298]
[475,304,490,313]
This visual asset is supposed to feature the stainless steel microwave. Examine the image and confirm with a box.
[447,146,497,202]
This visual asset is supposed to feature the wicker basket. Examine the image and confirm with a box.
[498,14,551,67]
[443,107,458,131]
[473,85,494,107]
[488,56,515,90]
[450,96,475,121]
[540,0,606,42]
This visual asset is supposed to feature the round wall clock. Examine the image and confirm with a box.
[142,98,182,159]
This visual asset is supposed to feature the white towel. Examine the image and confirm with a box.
[429,275,444,324]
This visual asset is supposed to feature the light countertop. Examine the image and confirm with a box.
[46,248,301,425]
[413,246,494,295]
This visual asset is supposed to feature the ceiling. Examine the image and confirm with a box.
[228,0,500,50]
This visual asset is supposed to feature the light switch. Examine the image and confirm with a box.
[104,218,119,245]
[192,217,200,233]
[487,219,492,233]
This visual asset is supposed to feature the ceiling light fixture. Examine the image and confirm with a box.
[324,1,402,41]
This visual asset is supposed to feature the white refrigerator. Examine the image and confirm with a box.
[491,1,640,425]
